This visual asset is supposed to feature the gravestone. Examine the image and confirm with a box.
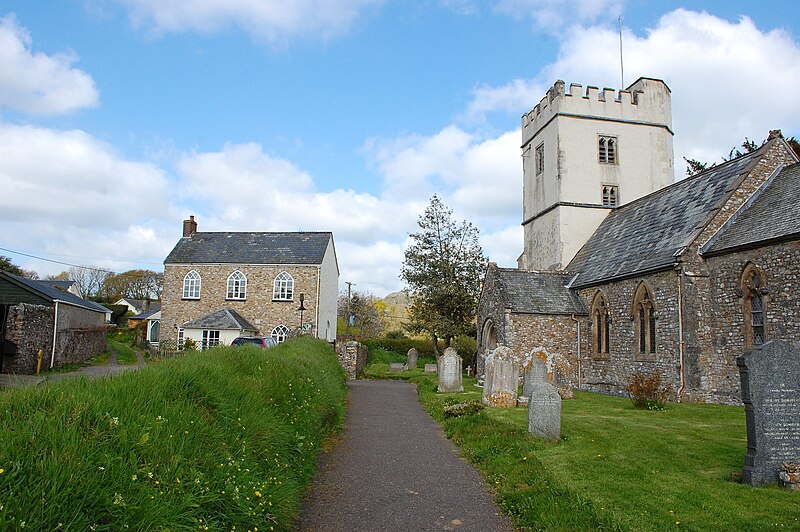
[407,348,418,369]
[737,340,800,486]
[389,362,405,372]
[522,356,548,398]
[424,363,437,373]
[437,347,463,392]
[527,357,561,441]
[482,346,518,407]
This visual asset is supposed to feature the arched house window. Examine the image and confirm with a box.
[226,270,247,300]
[273,271,294,301]
[591,291,611,358]
[741,263,767,348]
[632,282,657,360]
[271,325,289,343]
[183,270,201,299]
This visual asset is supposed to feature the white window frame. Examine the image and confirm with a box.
[202,330,220,350]
[183,270,201,299]
[273,271,294,301]
[177,327,184,351]
[226,270,247,300]
[148,321,160,343]
[271,325,289,343]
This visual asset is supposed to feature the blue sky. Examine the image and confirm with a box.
[1,1,799,295]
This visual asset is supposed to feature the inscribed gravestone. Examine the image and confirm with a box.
[482,346,518,407]
[437,347,463,392]
[522,355,549,398]
[527,357,561,441]
[407,348,418,369]
[737,340,800,486]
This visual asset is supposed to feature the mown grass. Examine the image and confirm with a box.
[361,347,437,380]
[0,336,347,531]
[377,360,799,531]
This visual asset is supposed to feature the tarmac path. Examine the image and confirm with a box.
[297,380,515,532]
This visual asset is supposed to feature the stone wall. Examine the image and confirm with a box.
[336,341,367,380]
[161,264,321,348]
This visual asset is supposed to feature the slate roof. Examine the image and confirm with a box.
[567,145,769,288]
[495,267,586,315]
[1,271,109,314]
[120,298,162,314]
[181,308,258,331]
[702,162,800,255]
[130,308,161,321]
[165,232,332,265]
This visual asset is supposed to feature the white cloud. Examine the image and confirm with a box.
[0,14,98,116]
[494,0,624,33]
[118,0,381,45]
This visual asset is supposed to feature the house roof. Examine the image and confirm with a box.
[42,280,75,291]
[702,162,800,256]
[494,267,587,315]
[0,271,109,314]
[567,144,770,288]
[164,232,332,265]
[130,307,161,321]
[116,298,161,313]
[181,308,258,331]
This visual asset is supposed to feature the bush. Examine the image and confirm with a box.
[624,370,673,410]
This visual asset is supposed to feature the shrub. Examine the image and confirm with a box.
[624,370,673,410]
[183,337,198,351]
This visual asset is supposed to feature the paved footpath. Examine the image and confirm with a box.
[0,349,146,389]
[297,380,515,532]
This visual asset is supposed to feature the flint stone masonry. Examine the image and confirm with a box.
[437,347,463,392]
[737,340,800,486]
[528,358,562,441]
[483,346,518,407]
[424,363,437,373]
[336,341,367,380]
[407,348,418,369]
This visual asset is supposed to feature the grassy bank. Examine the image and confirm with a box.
[389,367,797,530]
[0,337,347,531]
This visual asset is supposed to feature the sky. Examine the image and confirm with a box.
[1,0,799,296]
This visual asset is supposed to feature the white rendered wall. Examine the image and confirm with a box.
[316,238,339,342]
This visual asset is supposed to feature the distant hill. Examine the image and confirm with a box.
[381,291,410,331]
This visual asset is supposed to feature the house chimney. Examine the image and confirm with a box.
[143,298,150,313]
[183,215,197,237]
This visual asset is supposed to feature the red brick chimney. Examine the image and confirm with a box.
[182,215,197,237]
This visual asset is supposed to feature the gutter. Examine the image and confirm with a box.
[315,266,321,339]
[571,314,581,387]
[676,269,686,400]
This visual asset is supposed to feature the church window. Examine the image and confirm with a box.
[271,325,289,343]
[182,270,201,299]
[633,283,656,358]
[273,271,294,301]
[599,136,617,164]
[535,143,545,175]
[602,185,619,207]
[742,264,767,348]
[226,270,247,300]
[591,292,611,357]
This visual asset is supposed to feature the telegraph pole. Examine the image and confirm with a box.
[345,281,356,337]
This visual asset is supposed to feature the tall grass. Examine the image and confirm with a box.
[0,337,346,531]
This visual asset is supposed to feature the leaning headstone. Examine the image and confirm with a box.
[528,357,561,441]
[482,346,518,407]
[389,362,405,372]
[424,363,437,373]
[407,348,418,369]
[437,347,463,392]
[522,356,548,398]
[737,340,800,486]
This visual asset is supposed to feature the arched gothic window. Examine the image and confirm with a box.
[271,325,289,343]
[633,283,656,358]
[742,264,767,348]
[183,270,201,299]
[273,271,294,301]
[592,292,611,357]
[482,320,498,353]
[226,270,247,300]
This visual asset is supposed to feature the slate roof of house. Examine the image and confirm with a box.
[165,232,332,265]
[120,299,162,314]
[567,145,769,289]
[702,162,800,255]
[181,308,258,331]
[131,308,161,321]
[43,280,75,291]
[1,271,109,314]
[495,267,587,315]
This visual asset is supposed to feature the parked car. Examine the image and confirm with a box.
[231,336,276,349]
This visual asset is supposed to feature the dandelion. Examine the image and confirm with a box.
[0,468,4,474]
[254,491,262,498]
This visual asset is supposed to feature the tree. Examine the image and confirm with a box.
[56,266,112,299]
[684,132,800,177]
[337,289,383,338]
[400,195,487,355]
[100,269,163,301]
[0,256,38,279]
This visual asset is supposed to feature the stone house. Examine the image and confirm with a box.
[0,271,109,373]
[160,216,339,349]
[478,77,800,404]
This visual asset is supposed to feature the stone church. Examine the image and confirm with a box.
[477,78,800,404]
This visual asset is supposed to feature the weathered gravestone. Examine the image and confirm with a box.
[482,346,518,407]
[424,363,437,373]
[389,362,405,372]
[737,340,800,486]
[407,348,418,369]
[522,355,549,398]
[437,347,463,392]
[527,357,561,441]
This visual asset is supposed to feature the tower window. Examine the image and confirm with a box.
[535,143,544,175]
[602,185,619,207]
[599,136,617,164]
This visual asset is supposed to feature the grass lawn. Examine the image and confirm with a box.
[374,362,799,531]
[107,338,141,365]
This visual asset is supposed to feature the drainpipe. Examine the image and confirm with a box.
[571,314,581,387]
[315,266,321,339]
[50,300,59,368]
[676,270,686,401]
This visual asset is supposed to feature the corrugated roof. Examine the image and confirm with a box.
[181,308,258,330]
[703,162,800,255]
[495,267,586,315]
[567,145,767,288]
[164,232,331,265]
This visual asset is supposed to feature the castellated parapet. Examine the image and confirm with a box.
[522,77,672,148]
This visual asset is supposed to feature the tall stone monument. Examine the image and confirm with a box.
[437,347,463,393]
[407,348,418,369]
[482,346,518,407]
[737,340,800,486]
[527,357,561,442]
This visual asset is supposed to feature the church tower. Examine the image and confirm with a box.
[519,77,674,270]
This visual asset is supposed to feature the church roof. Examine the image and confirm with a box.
[702,162,800,255]
[165,232,332,265]
[568,144,769,288]
[495,267,586,315]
